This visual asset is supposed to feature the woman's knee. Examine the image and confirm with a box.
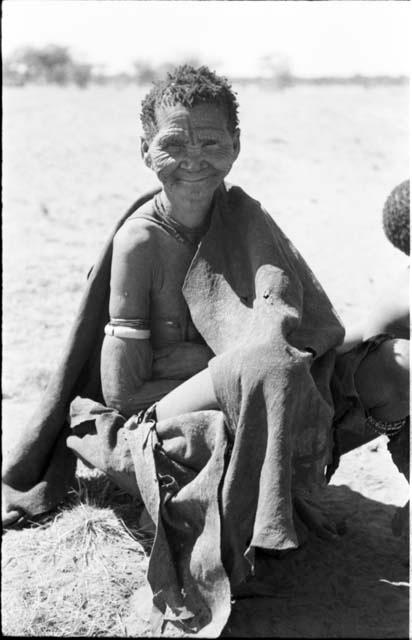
[382,339,409,403]
[238,342,311,378]
[355,338,409,418]
[391,338,409,373]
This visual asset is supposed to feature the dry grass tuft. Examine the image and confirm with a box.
[2,469,153,637]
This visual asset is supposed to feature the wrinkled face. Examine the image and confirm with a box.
[141,103,240,205]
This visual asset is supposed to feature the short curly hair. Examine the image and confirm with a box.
[140,65,239,140]
[382,180,410,255]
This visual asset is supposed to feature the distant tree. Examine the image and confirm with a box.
[133,61,158,85]
[90,63,110,86]
[3,45,222,89]
[71,62,93,88]
[133,55,202,85]
[133,60,178,85]
[178,54,202,70]
[3,44,92,87]
[35,44,73,84]
[259,53,294,89]
[3,57,27,86]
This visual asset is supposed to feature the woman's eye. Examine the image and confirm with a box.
[202,140,218,147]
[160,139,184,151]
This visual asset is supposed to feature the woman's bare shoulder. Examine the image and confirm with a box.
[114,216,160,257]
[109,217,158,314]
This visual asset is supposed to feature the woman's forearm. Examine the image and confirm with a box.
[156,368,218,421]
[100,334,169,416]
[100,335,213,418]
[114,378,185,417]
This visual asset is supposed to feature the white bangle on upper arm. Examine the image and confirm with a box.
[105,318,151,340]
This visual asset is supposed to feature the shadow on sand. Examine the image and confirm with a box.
[223,484,409,638]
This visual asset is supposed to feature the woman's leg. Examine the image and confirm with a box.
[155,368,218,421]
[354,338,409,422]
[354,338,410,538]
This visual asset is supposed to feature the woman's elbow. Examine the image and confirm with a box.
[100,373,137,417]
[100,335,149,417]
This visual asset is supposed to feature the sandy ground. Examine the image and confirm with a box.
[2,84,409,637]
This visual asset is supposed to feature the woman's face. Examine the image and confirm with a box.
[141,103,240,206]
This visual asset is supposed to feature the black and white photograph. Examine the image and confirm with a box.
[2,0,409,637]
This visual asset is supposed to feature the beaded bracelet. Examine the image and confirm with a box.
[365,415,408,437]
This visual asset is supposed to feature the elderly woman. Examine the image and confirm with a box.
[3,66,409,636]
[100,67,238,417]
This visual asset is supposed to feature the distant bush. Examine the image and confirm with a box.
[133,56,202,85]
[4,44,407,90]
[258,53,294,89]
[3,45,93,87]
[3,46,206,88]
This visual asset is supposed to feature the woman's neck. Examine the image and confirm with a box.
[159,190,215,229]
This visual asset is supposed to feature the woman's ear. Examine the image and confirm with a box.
[232,128,241,160]
[140,137,151,168]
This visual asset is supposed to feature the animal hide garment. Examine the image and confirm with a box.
[3,184,347,636]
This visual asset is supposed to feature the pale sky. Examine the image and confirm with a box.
[2,0,411,78]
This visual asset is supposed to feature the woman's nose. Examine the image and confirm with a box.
[180,146,207,171]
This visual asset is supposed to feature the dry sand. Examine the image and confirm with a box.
[2,84,409,637]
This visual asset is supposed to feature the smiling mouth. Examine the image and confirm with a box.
[178,174,212,183]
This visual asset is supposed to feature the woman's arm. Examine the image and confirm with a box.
[101,220,183,417]
[101,334,183,416]
[336,307,409,356]
[337,264,409,355]
[152,342,214,379]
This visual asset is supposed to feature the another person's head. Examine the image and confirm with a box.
[382,180,410,255]
[140,65,240,207]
